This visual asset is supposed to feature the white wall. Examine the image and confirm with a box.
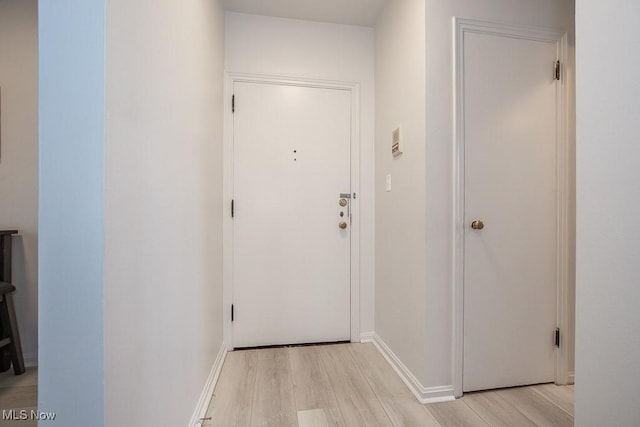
[376,0,575,393]
[575,0,640,425]
[38,0,105,424]
[0,0,38,366]
[225,12,376,335]
[104,0,226,425]
[374,0,429,386]
[422,0,575,389]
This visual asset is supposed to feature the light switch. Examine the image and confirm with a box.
[386,174,392,192]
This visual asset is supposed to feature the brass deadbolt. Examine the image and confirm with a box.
[471,220,485,230]
[339,199,348,207]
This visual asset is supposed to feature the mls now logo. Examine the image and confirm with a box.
[2,409,56,421]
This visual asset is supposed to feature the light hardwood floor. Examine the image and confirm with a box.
[204,343,573,427]
[0,368,37,427]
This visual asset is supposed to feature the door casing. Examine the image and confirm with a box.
[452,18,571,397]
[222,72,361,349]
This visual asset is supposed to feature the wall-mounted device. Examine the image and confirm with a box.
[392,126,402,157]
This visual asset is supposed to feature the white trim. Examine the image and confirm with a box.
[452,17,571,397]
[223,72,362,349]
[372,334,455,404]
[222,72,234,351]
[568,371,575,384]
[359,331,375,342]
[188,344,228,427]
[554,30,572,386]
[24,354,38,368]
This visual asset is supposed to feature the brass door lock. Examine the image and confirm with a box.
[471,220,485,230]
[339,199,348,207]
[339,222,348,230]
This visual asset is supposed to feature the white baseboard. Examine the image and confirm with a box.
[189,344,228,427]
[568,371,575,384]
[359,331,375,342]
[24,353,38,368]
[371,333,455,404]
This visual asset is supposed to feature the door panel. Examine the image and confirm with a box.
[233,82,351,348]
[463,33,558,391]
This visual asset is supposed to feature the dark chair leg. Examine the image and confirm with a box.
[0,348,10,372]
[0,294,25,375]
[0,296,12,372]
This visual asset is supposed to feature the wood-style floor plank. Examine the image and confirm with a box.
[205,343,575,427]
[297,409,333,427]
[463,391,537,427]
[349,343,440,427]
[427,400,489,427]
[318,344,392,427]
[205,349,258,427]
[0,368,38,426]
[496,386,574,427]
[0,368,38,389]
[0,406,37,427]
[297,408,347,427]
[531,384,574,416]
[381,397,442,427]
[0,385,37,410]
[348,343,413,399]
[289,346,344,426]
[289,346,340,410]
[250,347,297,427]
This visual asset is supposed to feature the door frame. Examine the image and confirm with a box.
[452,18,571,397]
[222,72,361,349]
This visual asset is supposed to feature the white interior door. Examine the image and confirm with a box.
[232,81,351,348]
[463,32,559,392]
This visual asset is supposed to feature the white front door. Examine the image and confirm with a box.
[232,81,351,348]
[462,31,559,391]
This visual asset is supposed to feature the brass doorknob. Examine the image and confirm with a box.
[339,222,348,230]
[471,220,484,230]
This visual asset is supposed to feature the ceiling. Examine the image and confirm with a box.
[223,0,386,27]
